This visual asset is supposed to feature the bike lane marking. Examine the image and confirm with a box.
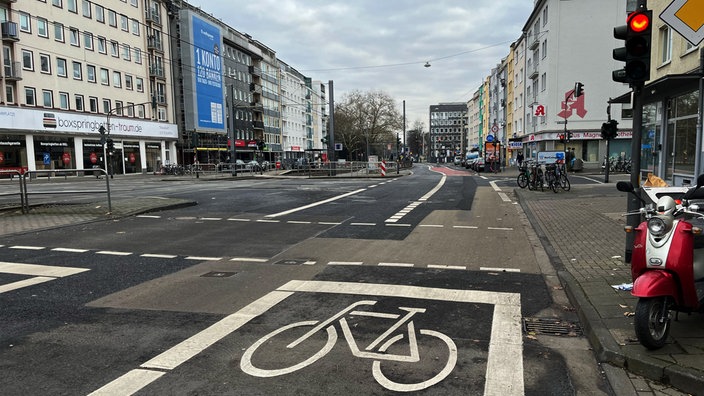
[89,280,523,396]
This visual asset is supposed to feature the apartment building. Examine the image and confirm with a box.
[429,102,467,163]
[0,0,177,175]
[280,61,309,159]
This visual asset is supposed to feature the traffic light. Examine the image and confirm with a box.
[612,8,652,86]
[574,83,584,98]
[559,134,566,143]
[106,138,115,153]
[567,131,573,142]
[600,119,619,140]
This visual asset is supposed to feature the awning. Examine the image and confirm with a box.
[610,73,702,104]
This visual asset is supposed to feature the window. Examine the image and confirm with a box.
[541,73,547,91]
[127,102,134,117]
[157,107,167,122]
[100,68,109,85]
[67,0,77,13]
[541,40,547,59]
[137,104,145,118]
[59,92,69,110]
[131,19,140,36]
[125,75,133,90]
[102,99,111,114]
[97,37,106,54]
[542,5,548,25]
[56,58,67,77]
[72,61,82,80]
[75,94,84,111]
[122,44,131,61]
[130,0,138,6]
[39,53,51,73]
[19,12,31,33]
[95,5,104,23]
[54,22,64,42]
[89,96,98,113]
[110,41,119,57]
[86,64,96,82]
[37,18,49,37]
[108,10,117,27]
[42,90,53,108]
[69,28,80,46]
[120,15,129,31]
[115,100,123,115]
[22,50,33,70]
[84,32,93,50]
[82,0,91,17]
[660,26,672,64]
[112,71,122,88]
[5,86,15,104]
[134,48,142,64]
[136,77,144,92]
[25,87,36,106]
[52,0,63,7]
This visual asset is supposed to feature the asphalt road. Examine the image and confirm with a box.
[0,166,612,395]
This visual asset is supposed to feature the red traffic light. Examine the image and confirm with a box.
[629,12,650,33]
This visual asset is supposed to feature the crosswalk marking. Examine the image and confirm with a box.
[0,261,90,294]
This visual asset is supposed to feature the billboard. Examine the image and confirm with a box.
[181,11,225,134]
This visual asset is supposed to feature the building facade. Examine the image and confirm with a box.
[1,0,178,175]
[429,102,467,163]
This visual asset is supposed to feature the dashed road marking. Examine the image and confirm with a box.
[10,245,45,250]
[141,253,178,259]
[230,257,268,263]
[378,262,415,267]
[428,264,467,270]
[52,247,90,253]
[481,267,521,273]
[185,256,222,261]
[137,215,161,219]
[96,251,133,256]
[350,222,376,226]
[328,261,364,266]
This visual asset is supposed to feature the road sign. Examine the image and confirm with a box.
[486,134,494,143]
[660,0,704,46]
[491,124,499,133]
[334,143,343,151]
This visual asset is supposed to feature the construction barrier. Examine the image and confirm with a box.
[380,160,386,177]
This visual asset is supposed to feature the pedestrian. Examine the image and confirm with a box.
[516,151,524,168]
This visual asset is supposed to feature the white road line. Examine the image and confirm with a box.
[318,222,342,225]
[256,219,280,223]
[175,217,197,220]
[427,264,467,270]
[480,267,521,273]
[90,291,294,395]
[452,225,479,229]
[378,262,415,267]
[136,215,161,219]
[96,251,133,256]
[385,223,411,227]
[303,260,316,265]
[487,227,513,231]
[286,220,311,224]
[52,247,89,253]
[328,261,364,266]
[490,181,502,192]
[185,256,222,261]
[266,188,367,218]
[9,245,45,250]
[230,257,268,263]
[419,224,444,228]
[200,217,222,221]
[141,254,178,259]
[350,222,376,226]
[498,192,512,202]
[0,262,90,277]
[227,218,251,222]
[0,276,56,293]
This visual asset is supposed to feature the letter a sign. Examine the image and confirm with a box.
[534,105,545,117]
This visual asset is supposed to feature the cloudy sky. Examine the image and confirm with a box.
[189,0,534,130]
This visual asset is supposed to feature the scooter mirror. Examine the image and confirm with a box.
[616,181,634,193]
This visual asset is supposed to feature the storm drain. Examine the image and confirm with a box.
[201,271,238,278]
[522,317,583,337]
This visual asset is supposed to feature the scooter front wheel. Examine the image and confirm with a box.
[634,297,672,350]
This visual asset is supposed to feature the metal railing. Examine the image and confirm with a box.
[0,168,112,214]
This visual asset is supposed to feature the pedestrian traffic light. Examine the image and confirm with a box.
[612,7,652,86]
[559,134,566,143]
[567,131,573,142]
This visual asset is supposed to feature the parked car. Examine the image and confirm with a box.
[245,160,260,171]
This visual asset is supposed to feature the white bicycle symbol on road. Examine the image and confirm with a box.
[240,300,458,392]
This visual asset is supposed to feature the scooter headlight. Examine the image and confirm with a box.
[648,217,668,237]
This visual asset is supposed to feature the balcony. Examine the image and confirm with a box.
[2,61,22,81]
[252,120,265,130]
[1,21,19,42]
[145,9,162,25]
[248,65,261,77]
[249,102,264,113]
[147,36,163,52]
[528,62,539,80]
[249,82,262,94]
[149,65,165,79]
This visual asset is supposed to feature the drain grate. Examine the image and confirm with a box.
[201,271,237,278]
[522,317,583,337]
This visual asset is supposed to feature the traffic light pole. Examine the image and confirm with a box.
[625,83,644,263]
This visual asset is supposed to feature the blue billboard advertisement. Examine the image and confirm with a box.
[189,14,225,132]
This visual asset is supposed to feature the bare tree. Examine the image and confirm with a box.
[406,120,426,157]
[334,90,402,160]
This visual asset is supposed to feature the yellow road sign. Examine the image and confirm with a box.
[661,0,704,46]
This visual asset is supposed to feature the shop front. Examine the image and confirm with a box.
[0,106,177,176]
[522,130,632,170]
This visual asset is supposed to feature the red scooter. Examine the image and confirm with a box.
[617,175,704,349]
